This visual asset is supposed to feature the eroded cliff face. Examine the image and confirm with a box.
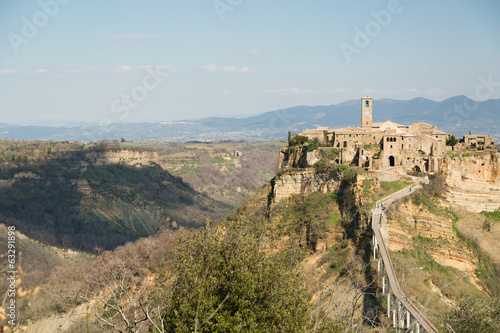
[385,200,487,294]
[387,201,476,272]
[269,169,341,207]
[443,153,500,212]
[85,150,159,166]
[444,153,500,184]
[268,168,375,245]
[277,146,323,169]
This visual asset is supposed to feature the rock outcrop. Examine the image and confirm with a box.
[444,153,500,184]
[443,153,500,212]
[277,146,327,169]
[85,150,159,166]
[385,200,484,292]
[269,169,341,208]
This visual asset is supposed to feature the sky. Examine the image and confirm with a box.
[0,0,499,126]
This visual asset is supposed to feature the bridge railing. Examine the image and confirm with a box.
[371,179,438,332]
[373,228,438,332]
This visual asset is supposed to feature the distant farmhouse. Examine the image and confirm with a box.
[298,97,495,173]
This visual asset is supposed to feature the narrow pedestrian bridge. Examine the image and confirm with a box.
[371,180,438,333]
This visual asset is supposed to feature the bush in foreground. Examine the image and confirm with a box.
[444,294,500,333]
[161,218,310,333]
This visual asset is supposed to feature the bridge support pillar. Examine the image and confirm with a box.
[407,309,411,329]
[382,264,385,295]
[392,295,396,327]
[387,284,391,318]
[398,300,403,328]
[377,247,381,272]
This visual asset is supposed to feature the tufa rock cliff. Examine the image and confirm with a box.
[443,153,500,212]
[269,169,341,208]
[85,149,159,166]
[277,146,327,169]
[386,200,478,275]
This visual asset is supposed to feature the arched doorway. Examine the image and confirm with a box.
[389,156,395,167]
[413,165,422,173]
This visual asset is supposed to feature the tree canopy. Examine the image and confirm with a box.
[161,219,310,333]
[446,135,459,149]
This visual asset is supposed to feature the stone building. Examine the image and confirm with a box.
[463,134,495,148]
[299,97,449,173]
[232,150,243,157]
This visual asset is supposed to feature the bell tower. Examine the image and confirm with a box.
[361,96,373,128]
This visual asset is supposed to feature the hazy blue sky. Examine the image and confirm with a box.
[0,0,499,125]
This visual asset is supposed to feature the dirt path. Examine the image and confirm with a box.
[27,303,90,333]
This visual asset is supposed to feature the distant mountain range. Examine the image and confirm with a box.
[1,96,499,142]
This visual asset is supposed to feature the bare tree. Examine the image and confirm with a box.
[56,229,178,333]
[308,256,379,332]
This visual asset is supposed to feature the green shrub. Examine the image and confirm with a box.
[161,219,310,332]
[276,167,303,177]
[413,235,434,247]
[288,134,309,147]
[307,138,320,151]
[445,294,500,333]
[313,158,334,173]
[481,208,500,221]
[330,260,342,269]
[288,134,321,151]
[380,180,414,194]
[328,210,341,228]
[322,148,339,160]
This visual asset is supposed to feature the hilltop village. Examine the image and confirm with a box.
[292,96,495,173]
[269,100,500,331]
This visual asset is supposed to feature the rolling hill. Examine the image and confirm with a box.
[0,145,226,251]
[1,96,499,142]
